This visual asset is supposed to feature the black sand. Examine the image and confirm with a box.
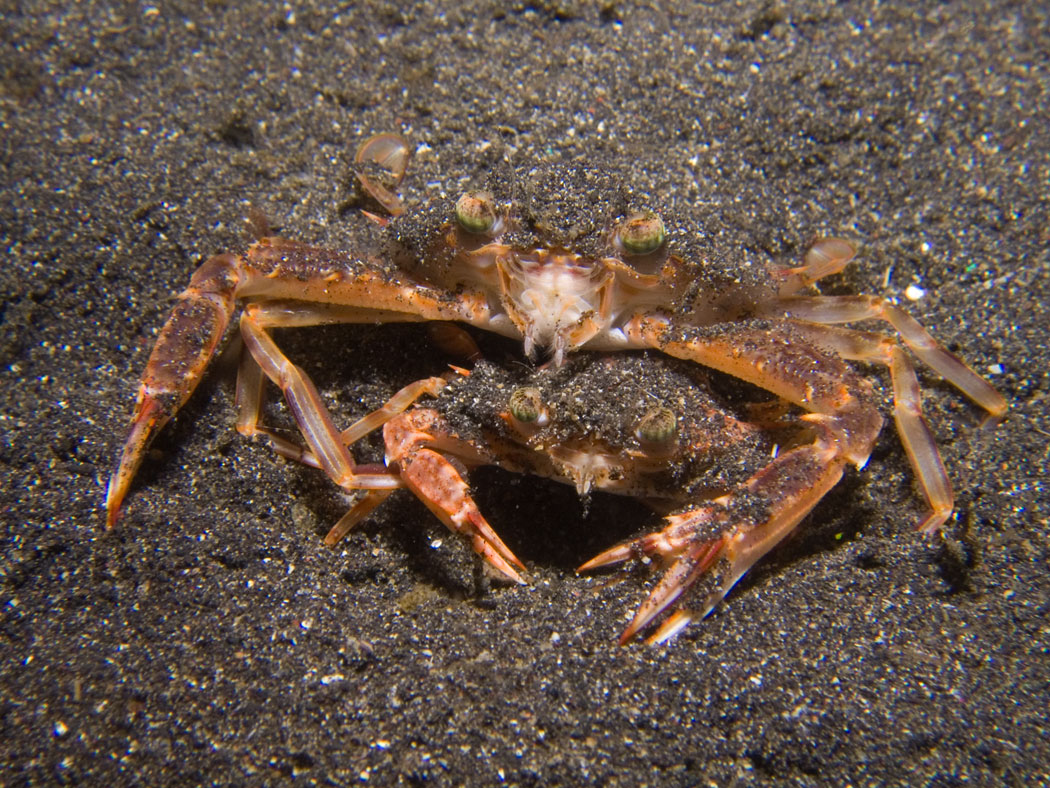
[2,2,1047,784]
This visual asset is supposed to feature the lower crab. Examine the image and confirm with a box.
[255,348,971,644]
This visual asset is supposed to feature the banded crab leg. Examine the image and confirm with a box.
[780,321,978,534]
[637,280,1005,534]
[773,295,1008,418]
[768,237,1007,417]
[631,319,886,468]
[105,236,502,527]
[584,318,885,643]
[233,303,450,471]
[773,291,1007,533]
[772,238,1006,532]
[106,253,239,527]
[245,373,449,547]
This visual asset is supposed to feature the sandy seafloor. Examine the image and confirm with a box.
[2,1,1048,785]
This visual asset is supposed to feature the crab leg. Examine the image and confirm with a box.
[782,322,962,532]
[628,317,885,464]
[237,308,406,492]
[634,316,963,531]
[234,335,267,437]
[106,237,501,527]
[629,314,975,527]
[773,237,859,295]
[255,376,455,473]
[244,374,449,548]
[237,351,449,461]
[774,295,1008,416]
[581,418,849,644]
[247,372,523,582]
[384,409,526,583]
[766,233,1009,415]
[105,253,240,527]
[323,489,398,546]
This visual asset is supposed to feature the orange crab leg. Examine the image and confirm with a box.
[581,419,849,644]
[323,489,397,546]
[237,362,449,460]
[257,384,524,582]
[339,377,450,447]
[106,237,502,527]
[781,321,962,532]
[773,237,859,295]
[766,233,1008,418]
[238,309,350,485]
[628,317,885,463]
[775,295,1008,416]
[105,254,241,527]
[632,317,960,529]
[384,409,525,583]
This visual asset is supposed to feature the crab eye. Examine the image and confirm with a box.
[635,406,677,444]
[618,211,666,256]
[509,387,548,426]
[454,191,497,234]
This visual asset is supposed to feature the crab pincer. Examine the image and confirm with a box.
[382,408,526,584]
[579,415,853,644]
[105,253,242,527]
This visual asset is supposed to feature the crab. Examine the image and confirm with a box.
[106,134,1007,632]
[271,352,815,643]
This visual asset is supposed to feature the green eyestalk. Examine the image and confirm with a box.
[619,210,666,255]
[454,191,497,234]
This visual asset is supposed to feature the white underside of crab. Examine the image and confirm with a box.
[498,251,612,364]
[548,443,625,497]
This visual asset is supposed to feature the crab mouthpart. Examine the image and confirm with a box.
[549,442,623,497]
[496,250,613,364]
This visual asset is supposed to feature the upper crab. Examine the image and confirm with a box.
[385,154,778,363]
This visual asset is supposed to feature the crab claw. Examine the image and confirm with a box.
[581,430,851,644]
[385,410,526,584]
[397,446,526,583]
[106,252,242,528]
[577,507,726,572]
[578,507,729,645]
[619,535,727,645]
[583,507,758,646]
